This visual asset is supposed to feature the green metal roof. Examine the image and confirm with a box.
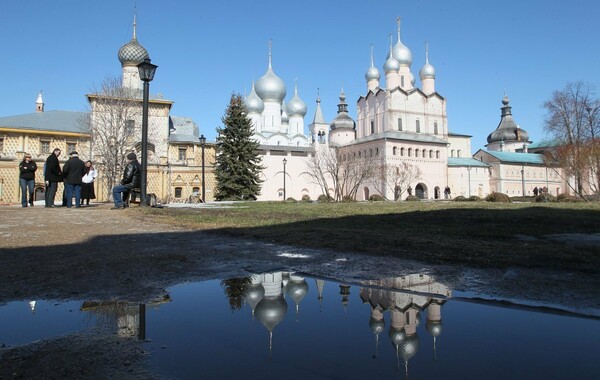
[480,149,545,164]
[527,139,563,149]
[0,110,88,133]
[447,157,490,167]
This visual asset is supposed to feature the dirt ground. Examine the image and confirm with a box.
[1,203,599,379]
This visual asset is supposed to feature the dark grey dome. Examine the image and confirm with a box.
[487,96,530,144]
[255,295,288,332]
[426,320,443,337]
[330,91,356,131]
[369,316,385,335]
[118,37,149,67]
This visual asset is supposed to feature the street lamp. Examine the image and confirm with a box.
[282,158,287,200]
[199,134,206,203]
[137,58,158,207]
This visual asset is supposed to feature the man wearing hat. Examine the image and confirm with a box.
[62,151,86,208]
[112,152,141,209]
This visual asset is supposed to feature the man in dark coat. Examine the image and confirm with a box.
[62,151,86,208]
[44,148,62,207]
[112,152,141,209]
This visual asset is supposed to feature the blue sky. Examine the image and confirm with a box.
[2,0,599,151]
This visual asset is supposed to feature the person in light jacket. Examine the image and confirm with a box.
[81,160,97,206]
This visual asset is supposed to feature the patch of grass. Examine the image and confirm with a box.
[141,201,600,273]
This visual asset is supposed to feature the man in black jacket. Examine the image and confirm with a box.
[112,152,141,209]
[62,151,86,208]
[44,148,62,207]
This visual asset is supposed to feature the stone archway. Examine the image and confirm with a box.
[363,187,370,201]
[434,186,441,199]
[415,183,428,199]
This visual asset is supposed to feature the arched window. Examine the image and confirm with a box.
[408,148,412,157]
[393,147,397,155]
[416,119,420,133]
[398,118,403,131]
[451,149,455,157]
[370,149,373,157]
[434,121,438,134]
[436,150,440,159]
[375,147,379,156]
[429,150,433,158]
[401,147,405,156]
[415,149,419,158]
[370,121,375,134]
[401,76,405,87]
[457,149,462,158]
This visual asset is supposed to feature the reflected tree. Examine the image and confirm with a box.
[221,277,251,311]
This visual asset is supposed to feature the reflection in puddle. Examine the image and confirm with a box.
[2,272,600,379]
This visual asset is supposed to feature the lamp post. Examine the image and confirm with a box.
[199,134,206,203]
[282,158,287,200]
[137,58,158,207]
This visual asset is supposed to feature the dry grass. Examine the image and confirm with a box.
[141,201,600,273]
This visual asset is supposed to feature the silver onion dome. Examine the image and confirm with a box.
[287,85,307,117]
[419,42,436,80]
[365,44,381,81]
[426,320,443,337]
[244,283,265,312]
[399,334,420,362]
[384,55,400,74]
[366,66,381,81]
[244,83,265,114]
[369,316,385,335]
[286,276,309,306]
[254,295,288,332]
[392,40,412,67]
[419,62,435,79]
[487,96,530,144]
[255,62,286,103]
[389,327,406,347]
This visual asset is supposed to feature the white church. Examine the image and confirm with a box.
[244,19,567,201]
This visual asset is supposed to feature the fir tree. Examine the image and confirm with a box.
[214,94,264,200]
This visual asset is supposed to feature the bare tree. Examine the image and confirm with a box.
[543,81,600,196]
[371,161,422,200]
[306,146,378,201]
[82,76,142,199]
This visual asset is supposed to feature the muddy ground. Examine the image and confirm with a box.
[1,203,599,379]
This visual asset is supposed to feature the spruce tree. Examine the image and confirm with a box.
[214,94,263,200]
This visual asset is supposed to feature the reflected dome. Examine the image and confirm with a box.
[389,328,406,347]
[426,320,443,337]
[244,283,265,311]
[370,316,385,335]
[286,277,309,306]
[255,296,288,332]
[400,334,420,362]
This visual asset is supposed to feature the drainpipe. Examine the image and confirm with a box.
[521,164,526,196]
[467,166,472,197]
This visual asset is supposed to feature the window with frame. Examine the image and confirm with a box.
[401,147,405,156]
[401,76,405,87]
[451,149,455,157]
[178,148,187,161]
[67,142,77,154]
[41,140,50,154]
[434,121,438,134]
[457,149,461,158]
[436,150,440,159]
[192,187,200,195]
[126,119,135,132]
[429,150,433,158]
[416,119,420,133]
[408,148,412,157]
[415,149,419,158]
[398,118,403,131]
[370,121,375,134]
[175,187,183,198]
[393,147,397,156]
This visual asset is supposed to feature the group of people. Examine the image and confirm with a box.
[18,148,97,208]
[533,186,548,196]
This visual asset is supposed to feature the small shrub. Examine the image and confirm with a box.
[485,192,511,203]
[534,193,556,203]
[468,195,482,202]
[341,195,356,202]
[405,195,421,202]
[453,196,467,202]
[557,193,583,203]
[369,194,385,202]
[317,194,334,203]
[301,194,311,202]
[285,197,297,203]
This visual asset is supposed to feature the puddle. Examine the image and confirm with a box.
[2,272,600,379]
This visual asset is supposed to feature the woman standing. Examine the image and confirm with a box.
[81,160,97,206]
[19,153,37,207]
